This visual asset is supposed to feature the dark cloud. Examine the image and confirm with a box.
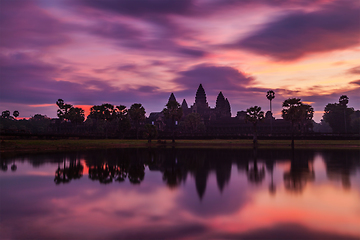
[89,21,144,40]
[234,1,360,60]
[347,66,360,75]
[77,0,194,17]
[84,19,207,58]
[174,63,254,91]
[0,0,71,50]
[350,80,360,86]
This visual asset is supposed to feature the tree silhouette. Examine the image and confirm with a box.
[247,147,265,185]
[144,124,157,143]
[266,90,275,113]
[246,106,264,146]
[56,99,73,121]
[162,98,183,143]
[13,110,19,118]
[323,95,354,134]
[1,110,11,119]
[56,99,85,125]
[116,105,131,138]
[282,98,313,148]
[129,103,146,139]
[339,95,349,133]
[88,103,119,138]
[266,90,275,133]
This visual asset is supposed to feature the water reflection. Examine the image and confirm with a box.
[54,158,84,184]
[283,150,315,193]
[1,148,359,195]
[1,148,360,239]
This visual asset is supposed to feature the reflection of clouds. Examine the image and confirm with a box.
[209,184,360,238]
[2,149,360,239]
[177,168,252,218]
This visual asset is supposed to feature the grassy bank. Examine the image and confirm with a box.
[1,139,359,154]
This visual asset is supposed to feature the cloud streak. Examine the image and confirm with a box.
[235,1,360,60]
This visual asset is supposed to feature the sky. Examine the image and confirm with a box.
[1,0,359,122]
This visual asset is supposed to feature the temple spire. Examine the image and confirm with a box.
[195,84,207,106]
[168,93,176,103]
[181,99,188,109]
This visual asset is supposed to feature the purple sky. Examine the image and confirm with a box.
[1,0,359,122]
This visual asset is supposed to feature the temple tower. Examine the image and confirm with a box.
[168,93,176,103]
[195,84,208,108]
[215,91,231,118]
[193,84,210,117]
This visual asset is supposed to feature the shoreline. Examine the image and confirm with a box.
[1,139,359,155]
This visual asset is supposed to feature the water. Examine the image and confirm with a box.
[1,148,360,239]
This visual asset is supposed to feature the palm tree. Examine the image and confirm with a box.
[13,110,19,119]
[246,106,264,146]
[129,103,146,139]
[339,95,349,133]
[266,90,275,134]
[266,90,275,113]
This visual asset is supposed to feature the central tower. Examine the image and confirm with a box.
[195,84,209,108]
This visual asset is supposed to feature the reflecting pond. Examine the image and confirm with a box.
[1,148,360,239]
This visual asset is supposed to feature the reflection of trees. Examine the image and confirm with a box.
[322,150,360,190]
[266,158,276,195]
[54,158,84,185]
[283,150,315,193]
[247,147,265,185]
[85,149,146,185]
[1,160,8,172]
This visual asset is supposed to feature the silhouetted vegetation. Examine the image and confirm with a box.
[1,87,359,139]
[282,98,314,148]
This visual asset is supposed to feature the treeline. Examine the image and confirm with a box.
[1,94,359,139]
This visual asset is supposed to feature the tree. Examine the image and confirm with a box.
[162,99,183,143]
[56,99,85,124]
[88,103,119,138]
[266,90,275,113]
[339,95,349,133]
[246,106,264,146]
[266,90,275,133]
[323,95,354,133]
[144,124,157,143]
[116,105,131,138]
[128,103,146,139]
[13,111,19,118]
[68,107,85,125]
[282,98,314,148]
[1,110,11,119]
[56,99,73,121]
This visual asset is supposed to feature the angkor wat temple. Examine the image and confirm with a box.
[181,83,231,120]
[149,84,297,137]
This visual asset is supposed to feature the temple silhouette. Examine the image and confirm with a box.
[149,84,295,136]
[182,84,231,120]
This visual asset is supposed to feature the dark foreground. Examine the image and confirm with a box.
[1,139,359,155]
